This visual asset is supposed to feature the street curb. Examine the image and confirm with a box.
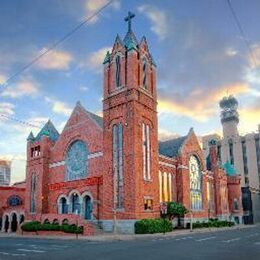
[0,224,257,242]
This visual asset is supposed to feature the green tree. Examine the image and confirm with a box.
[167,202,188,221]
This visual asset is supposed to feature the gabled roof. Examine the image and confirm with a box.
[35,120,60,142]
[86,110,103,128]
[75,101,103,129]
[159,135,187,158]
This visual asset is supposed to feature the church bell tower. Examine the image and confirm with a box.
[102,12,159,232]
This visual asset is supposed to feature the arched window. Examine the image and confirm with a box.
[142,59,148,89]
[66,140,88,181]
[30,173,36,213]
[159,172,172,203]
[142,123,151,180]
[115,55,121,88]
[163,172,168,202]
[189,155,202,210]
[71,193,81,214]
[8,196,22,206]
[58,197,68,214]
[168,174,172,202]
[159,171,162,203]
[113,123,124,209]
[62,219,69,225]
[53,219,59,225]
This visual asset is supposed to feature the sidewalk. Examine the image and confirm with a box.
[0,224,256,242]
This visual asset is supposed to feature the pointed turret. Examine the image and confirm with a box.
[27,131,35,142]
[103,51,111,64]
[223,160,237,176]
[35,120,59,142]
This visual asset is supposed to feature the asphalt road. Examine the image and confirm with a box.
[0,226,260,260]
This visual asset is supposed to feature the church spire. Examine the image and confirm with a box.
[123,11,138,50]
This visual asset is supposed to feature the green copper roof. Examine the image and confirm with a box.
[103,51,111,64]
[123,30,138,48]
[126,40,138,51]
[223,161,237,176]
[27,131,35,142]
[35,120,59,142]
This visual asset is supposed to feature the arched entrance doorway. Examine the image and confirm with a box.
[71,193,81,214]
[84,195,92,220]
[11,213,18,232]
[4,215,9,232]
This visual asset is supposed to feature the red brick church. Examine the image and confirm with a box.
[1,12,243,234]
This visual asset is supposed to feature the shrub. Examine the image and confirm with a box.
[21,221,41,232]
[21,221,83,234]
[135,219,172,234]
[191,219,235,229]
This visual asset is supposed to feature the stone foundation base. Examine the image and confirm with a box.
[101,219,136,234]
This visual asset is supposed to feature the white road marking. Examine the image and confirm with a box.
[254,241,260,245]
[50,245,70,248]
[196,236,216,242]
[222,238,241,243]
[11,253,26,257]
[246,233,259,238]
[18,248,45,253]
[0,251,10,255]
[175,236,193,241]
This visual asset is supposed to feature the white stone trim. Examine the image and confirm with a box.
[49,152,103,168]
[88,151,103,159]
[49,161,65,168]
[158,154,176,162]
[159,161,176,168]
[177,165,189,170]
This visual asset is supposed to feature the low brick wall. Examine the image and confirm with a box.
[19,230,76,236]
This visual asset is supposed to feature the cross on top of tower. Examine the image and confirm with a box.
[124,11,135,32]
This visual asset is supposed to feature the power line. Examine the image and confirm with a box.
[226,0,258,68]
[0,114,42,129]
[0,0,114,89]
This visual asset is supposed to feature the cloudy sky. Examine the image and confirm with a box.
[0,0,259,183]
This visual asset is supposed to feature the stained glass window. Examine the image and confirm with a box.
[189,155,202,210]
[65,140,88,181]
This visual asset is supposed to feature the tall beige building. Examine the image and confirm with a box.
[0,160,11,186]
[203,96,260,223]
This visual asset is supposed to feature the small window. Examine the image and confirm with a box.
[31,146,41,158]
[144,198,153,210]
